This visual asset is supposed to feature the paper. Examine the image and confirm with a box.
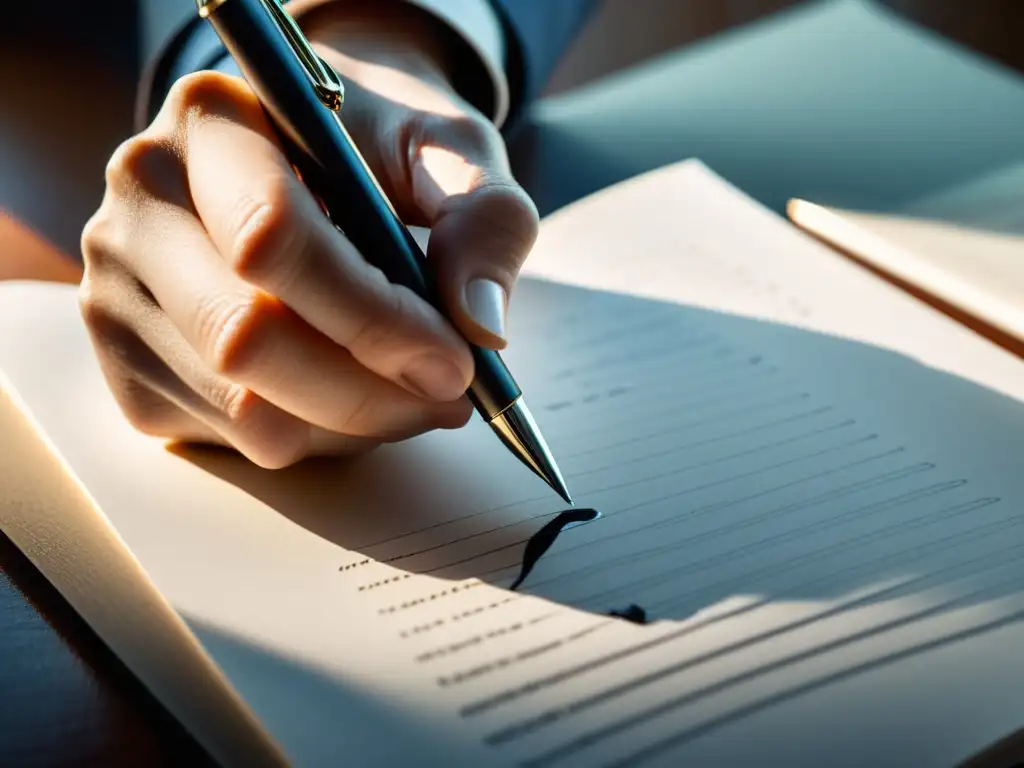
[0,374,286,768]
[788,161,1024,345]
[2,160,1024,767]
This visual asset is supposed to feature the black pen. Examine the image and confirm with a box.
[196,0,571,504]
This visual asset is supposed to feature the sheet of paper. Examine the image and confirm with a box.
[788,161,1024,345]
[788,200,1024,345]
[0,374,286,768]
[2,160,1024,767]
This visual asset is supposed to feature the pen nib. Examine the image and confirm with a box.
[488,398,573,505]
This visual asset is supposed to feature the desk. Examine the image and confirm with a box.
[0,534,214,766]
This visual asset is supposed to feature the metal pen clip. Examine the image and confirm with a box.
[197,0,345,111]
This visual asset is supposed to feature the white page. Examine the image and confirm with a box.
[787,200,1024,344]
[788,161,1024,345]
[1,160,1023,767]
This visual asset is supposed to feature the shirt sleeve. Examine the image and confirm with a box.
[488,0,600,126]
[136,0,599,133]
[136,0,511,130]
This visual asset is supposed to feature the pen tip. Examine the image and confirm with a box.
[553,482,574,507]
[487,397,574,507]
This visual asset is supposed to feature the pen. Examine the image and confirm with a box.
[196,0,572,504]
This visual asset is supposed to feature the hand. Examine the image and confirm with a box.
[79,2,538,468]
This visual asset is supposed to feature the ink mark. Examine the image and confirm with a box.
[510,508,600,591]
[609,604,648,625]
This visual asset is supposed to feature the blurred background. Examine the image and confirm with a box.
[2,0,1023,265]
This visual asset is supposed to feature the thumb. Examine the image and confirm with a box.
[409,114,539,350]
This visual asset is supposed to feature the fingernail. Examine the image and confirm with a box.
[401,355,467,401]
[465,278,507,339]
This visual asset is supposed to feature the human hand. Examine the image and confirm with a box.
[79,2,538,468]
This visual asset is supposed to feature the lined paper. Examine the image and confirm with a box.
[2,161,1024,767]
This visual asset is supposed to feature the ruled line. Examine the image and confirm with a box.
[469,420,863,586]
[486,518,1016,747]
[382,422,861,568]
[415,613,557,664]
[400,439,896,580]
[525,448,913,576]
[564,462,938,607]
[490,401,833,516]
[538,359,781,428]
[563,393,816,461]
[544,314,697,364]
[353,390,811,554]
[522,553,1023,767]
[526,470,953,594]
[571,410,849,480]
[458,496,1007,718]
[602,610,1024,768]
[437,620,615,688]
[548,333,723,381]
[652,491,996,618]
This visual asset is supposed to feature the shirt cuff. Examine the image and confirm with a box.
[287,0,510,127]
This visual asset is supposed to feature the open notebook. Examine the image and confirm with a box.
[2,160,1024,767]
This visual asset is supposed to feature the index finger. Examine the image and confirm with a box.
[171,72,474,403]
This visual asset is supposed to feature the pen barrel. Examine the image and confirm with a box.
[203,0,521,420]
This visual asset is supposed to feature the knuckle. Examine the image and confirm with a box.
[77,276,115,334]
[482,186,539,257]
[196,291,275,378]
[457,113,498,151]
[442,182,539,271]
[165,70,248,122]
[414,111,495,153]
[115,379,177,437]
[104,131,182,201]
[476,182,539,238]
[79,207,117,268]
[80,197,134,266]
[79,209,105,255]
[74,290,173,437]
[229,178,305,285]
[215,383,255,428]
[405,111,499,172]
[333,388,379,436]
[77,279,150,380]
[220,388,309,469]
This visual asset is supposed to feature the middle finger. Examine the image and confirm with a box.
[130,207,471,439]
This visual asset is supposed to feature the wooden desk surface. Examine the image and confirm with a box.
[0,533,214,766]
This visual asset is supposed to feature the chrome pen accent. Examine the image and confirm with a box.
[489,398,572,505]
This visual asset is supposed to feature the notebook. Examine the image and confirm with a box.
[789,162,1024,350]
[2,160,1024,767]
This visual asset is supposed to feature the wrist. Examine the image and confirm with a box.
[299,0,457,93]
